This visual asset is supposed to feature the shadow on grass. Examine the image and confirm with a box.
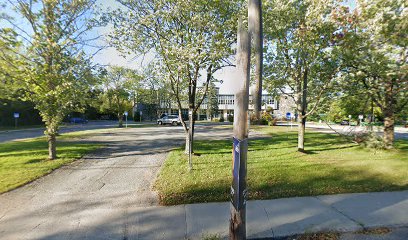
[25,158,45,164]
[157,128,408,206]
[395,140,408,150]
[193,131,356,155]
[159,164,408,206]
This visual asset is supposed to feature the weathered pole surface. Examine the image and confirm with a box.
[249,0,263,121]
[229,18,250,240]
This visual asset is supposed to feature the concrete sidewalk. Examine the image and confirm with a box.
[131,190,408,240]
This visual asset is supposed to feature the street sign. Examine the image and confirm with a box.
[231,137,248,211]
[13,112,20,118]
[124,111,128,116]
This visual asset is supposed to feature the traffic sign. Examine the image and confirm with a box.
[13,112,20,118]
[286,112,291,120]
[124,111,128,116]
[358,115,363,120]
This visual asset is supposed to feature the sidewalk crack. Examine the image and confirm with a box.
[314,196,365,229]
[184,205,188,240]
[122,208,129,240]
[261,202,275,238]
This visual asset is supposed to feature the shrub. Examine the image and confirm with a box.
[219,116,224,122]
[354,131,385,149]
[250,114,259,124]
[227,114,234,122]
[260,112,273,125]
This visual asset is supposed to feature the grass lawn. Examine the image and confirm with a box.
[0,136,100,193]
[155,126,408,205]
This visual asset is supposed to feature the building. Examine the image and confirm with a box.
[200,93,277,119]
[157,87,296,120]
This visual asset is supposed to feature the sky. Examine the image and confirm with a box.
[1,0,356,94]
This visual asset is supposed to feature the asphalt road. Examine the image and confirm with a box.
[0,121,122,143]
[0,124,238,240]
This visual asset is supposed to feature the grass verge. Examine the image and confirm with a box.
[155,126,408,205]
[0,135,100,193]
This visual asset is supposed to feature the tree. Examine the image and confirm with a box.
[263,0,340,151]
[98,66,136,127]
[4,0,99,159]
[206,82,219,120]
[249,0,263,122]
[1,27,42,128]
[137,63,169,120]
[335,0,408,147]
[108,0,242,168]
[0,27,22,98]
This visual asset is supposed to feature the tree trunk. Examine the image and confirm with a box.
[184,133,190,154]
[47,133,57,160]
[297,67,308,152]
[187,109,194,170]
[383,79,395,148]
[383,106,394,148]
[298,116,306,152]
[117,113,123,127]
[249,0,263,123]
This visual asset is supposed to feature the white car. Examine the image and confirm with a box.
[157,115,181,126]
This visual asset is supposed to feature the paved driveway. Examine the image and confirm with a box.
[0,124,236,240]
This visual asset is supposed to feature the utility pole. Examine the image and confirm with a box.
[249,0,263,122]
[229,17,250,240]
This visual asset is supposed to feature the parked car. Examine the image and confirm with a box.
[69,117,88,124]
[157,115,181,126]
[340,119,349,125]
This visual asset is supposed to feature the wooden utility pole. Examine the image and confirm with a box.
[249,0,263,122]
[229,18,250,240]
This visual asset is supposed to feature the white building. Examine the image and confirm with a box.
[158,87,295,120]
[200,93,277,119]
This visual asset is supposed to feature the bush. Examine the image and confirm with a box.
[250,114,259,124]
[133,111,141,122]
[219,116,224,122]
[260,112,273,125]
[227,114,234,122]
[354,131,385,149]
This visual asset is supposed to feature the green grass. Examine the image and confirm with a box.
[155,126,408,205]
[0,136,100,193]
